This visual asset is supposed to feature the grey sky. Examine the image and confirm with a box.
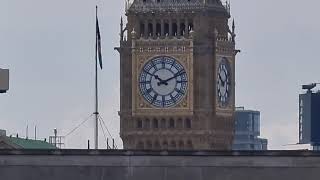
[0,0,318,149]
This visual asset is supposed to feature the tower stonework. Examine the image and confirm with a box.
[116,0,237,150]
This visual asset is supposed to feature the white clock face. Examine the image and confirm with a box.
[139,56,188,108]
[217,57,231,107]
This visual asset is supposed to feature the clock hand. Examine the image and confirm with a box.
[154,75,162,81]
[154,75,168,86]
[160,70,186,85]
[144,70,165,83]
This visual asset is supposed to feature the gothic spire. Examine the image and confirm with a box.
[231,18,236,42]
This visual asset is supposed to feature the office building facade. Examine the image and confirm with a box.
[299,90,320,150]
[233,107,268,150]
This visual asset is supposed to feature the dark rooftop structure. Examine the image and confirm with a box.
[0,130,56,149]
[126,0,230,14]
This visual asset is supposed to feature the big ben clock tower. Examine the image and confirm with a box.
[116,0,237,150]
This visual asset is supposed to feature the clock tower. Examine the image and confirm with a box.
[116,0,237,150]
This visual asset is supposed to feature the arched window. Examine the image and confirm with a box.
[177,118,183,128]
[144,118,150,129]
[153,118,159,129]
[172,23,178,36]
[188,22,194,32]
[185,118,191,128]
[164,23,169,36]
[156,23,161,36]
[180,23,186,36]
[148,23,153,36]
[169,118,175,128]
[140,23,145,36]
[137,119,143,129]
[161,119,166,129]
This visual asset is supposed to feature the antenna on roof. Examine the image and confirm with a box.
[26,125,29,139]
[34,126,37,140]
[302,83,320,93]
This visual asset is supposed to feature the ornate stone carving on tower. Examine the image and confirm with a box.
[116,0,237,150]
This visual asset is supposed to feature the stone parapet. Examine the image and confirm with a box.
[0,150,320,180]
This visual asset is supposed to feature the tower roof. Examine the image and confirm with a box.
[127,0,230,15]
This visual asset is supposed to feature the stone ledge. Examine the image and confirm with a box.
[0,149,318,157]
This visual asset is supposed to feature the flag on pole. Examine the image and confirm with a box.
[96,12,103,69]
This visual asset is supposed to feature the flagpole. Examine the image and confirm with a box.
[94,5,99,150]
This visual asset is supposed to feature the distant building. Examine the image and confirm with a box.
[0,129,6,136]
[233,107,268,150]
[0,129,57,149]
[0,68,9,93]
[299,86,320,150]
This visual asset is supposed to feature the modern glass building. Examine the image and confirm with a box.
[233,107,268,150]
[299,89,320,150]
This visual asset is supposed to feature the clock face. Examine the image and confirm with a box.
[217,57,231,107]
[139,56,188,108]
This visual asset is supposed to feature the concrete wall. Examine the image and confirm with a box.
[1,150,320,180]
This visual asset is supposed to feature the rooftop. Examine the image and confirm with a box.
[127,0,230,14]
[0,136,57,149]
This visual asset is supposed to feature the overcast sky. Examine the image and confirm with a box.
[1,0,319,149]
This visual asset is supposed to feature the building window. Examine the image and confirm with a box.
[153,118,159,129]
[177,118,183,128]
[169,118,175,128]
[156,23,161,36]
[164,23,169,36]
[161,119,166,128]
[185,118,191,128]
[180,22,185,35]
[140,23,145,36]
[188,22,193,31]
[137,119,142,129]
[172,23,178,36]
[178,140,184,149]
[250,135,254,140]
[148,23,153,36]
[144,118,150,129]
[250,144,254,150]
